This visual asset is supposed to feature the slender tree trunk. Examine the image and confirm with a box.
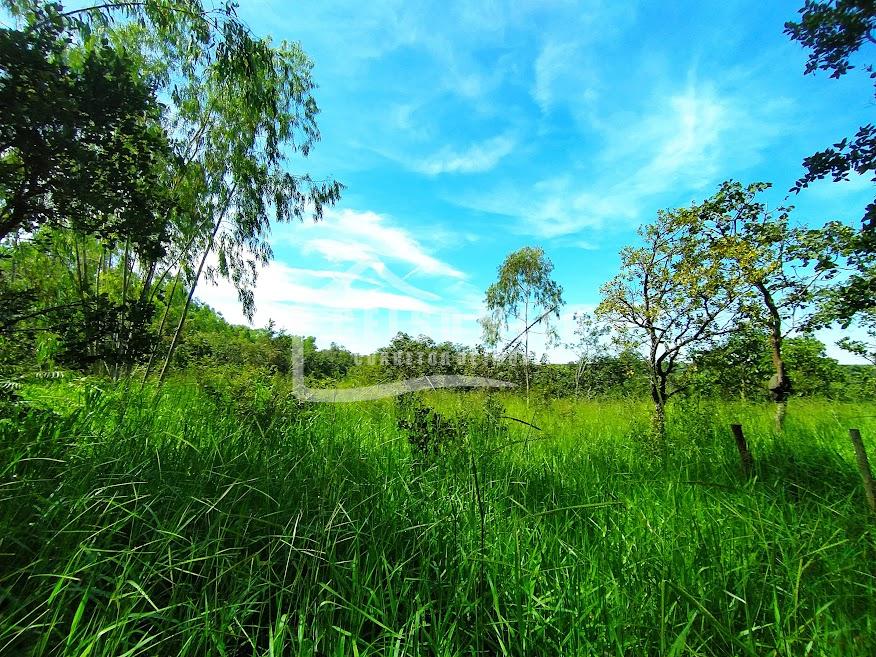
[139,259,157,306]
[115,237,131,379]
[95,246,104,297]
[651,397,666,444]
[141,266,181,386]
[9,233,19,283]
[523,295,530,404]
[157,215,223,385]
[650,376,667,445]
[649,341,668,446]
[756,281,790,432]
[72,237,85,300]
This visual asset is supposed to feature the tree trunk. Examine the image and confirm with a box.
[115,237,131,380]
[156,218,222,386]
[649,370,668,446]
[523,295,530,404]
[651,394,666,445]
[141,265,182,387]
[756,281,791,432]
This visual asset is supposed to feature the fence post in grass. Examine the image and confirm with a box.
[730,424,754,478]
[849,428,876,516]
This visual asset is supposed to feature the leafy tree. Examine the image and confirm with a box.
[692,328,845,400]
[668,180,852,429]
[784,335,845,396]
[79,0,344,383]
[483,246,564,401]
[0,227,169,374]
[0,2,182,373]
[567,311,612,398]
[377,332,465,381]
[1,1,342,382]
[305,341,357,382]
[785,1,876,320]
[689,326,772,401]
[0,2,172,246]
[597,205,740,443]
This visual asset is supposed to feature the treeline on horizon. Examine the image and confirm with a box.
[2,216,873,402]
[149,314,876,402]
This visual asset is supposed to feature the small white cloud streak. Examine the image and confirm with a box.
[414,135,516,175]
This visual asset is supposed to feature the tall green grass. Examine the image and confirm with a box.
[1,379,875,656]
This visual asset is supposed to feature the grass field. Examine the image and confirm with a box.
[2,379,875,656]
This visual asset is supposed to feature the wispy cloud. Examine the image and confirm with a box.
[195,241,484,352]
[292,208,466,279]
[193,207,480,348]
[532,40,599,115]
[457,77,792,238]
[415,135,516,175]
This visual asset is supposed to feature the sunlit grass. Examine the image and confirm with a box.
[1,380,875,655]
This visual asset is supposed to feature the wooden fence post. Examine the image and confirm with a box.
[849,428,876,516]
[730,424,754,478]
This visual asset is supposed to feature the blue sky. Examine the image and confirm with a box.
[198,0,875,361]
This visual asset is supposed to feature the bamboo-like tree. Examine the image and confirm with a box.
[2,1,343,380]
[483,247,564,401]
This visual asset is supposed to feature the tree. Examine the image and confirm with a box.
[377,332,465,381]
[690,326,775,401]
[483,247,564,401]
[597,206,740,444]
[2,1,342,382]
[4,0,345,382]
[783,335,845,396]
[0,3,172,245]
[692,328,844,400]
[668,180,852,429]
[0,3,179,374]
[567,311,611,398]
[785,1,876,319]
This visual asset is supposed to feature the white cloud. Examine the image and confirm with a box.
[195,258,486,353]
[415,135,516,175]
[291,208,466,279]
[193,206,489,351]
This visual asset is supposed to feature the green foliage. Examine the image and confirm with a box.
[691,328,848,399]
[0,1,173,246]
[483,246,564,348]
[785,0,876,319]
[668,179,853,419]
[785,0,876,82]
[838,307,876,364]
[0,0,346,384]
[376,332,466,381]
[671,180,851,332]
[396,393,468,458]
[598,202,741,439]
[484,246,564,400]
[567,311,612,397]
